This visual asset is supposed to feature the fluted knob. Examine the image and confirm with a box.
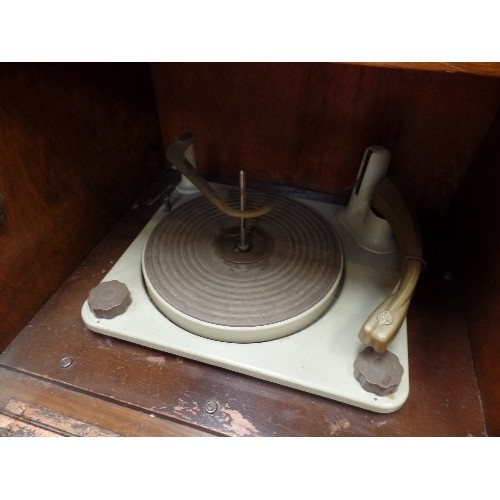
[87,280,131,319]
[354,346,403,396]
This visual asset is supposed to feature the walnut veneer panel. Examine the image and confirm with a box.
[456,110,500,436]
[0,201,485,436]
[151,62,500,214]
[0,63,165,351]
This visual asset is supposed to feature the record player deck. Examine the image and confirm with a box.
[82,134,423,413]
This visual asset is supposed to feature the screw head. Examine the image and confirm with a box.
[205,401,218,414]
[60,356,74,368]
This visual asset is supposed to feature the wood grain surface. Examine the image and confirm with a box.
[456,109,500,436]
[0,63,165,351]
[151,62,500,213]
[0,367,215,437]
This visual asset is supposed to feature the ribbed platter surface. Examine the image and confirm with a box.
[142,191,343,342]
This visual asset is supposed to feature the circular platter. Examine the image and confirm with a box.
[142,190,343,343]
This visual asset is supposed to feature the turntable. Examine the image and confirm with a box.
[81,133,423,413]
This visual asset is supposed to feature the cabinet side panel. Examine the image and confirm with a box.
[0,63,164,351]
[456,109,500,436]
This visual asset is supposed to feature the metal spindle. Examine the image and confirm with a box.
[238,170,250,251]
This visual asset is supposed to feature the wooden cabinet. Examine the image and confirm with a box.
[1,62,499,436]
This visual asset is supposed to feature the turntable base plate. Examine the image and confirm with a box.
[81,186,408,413]
[142,192,343,342]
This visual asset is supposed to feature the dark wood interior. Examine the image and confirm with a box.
[1,62,499,436]
[455,109,500,437]
[0,63,166,350]
[151,62,500,213]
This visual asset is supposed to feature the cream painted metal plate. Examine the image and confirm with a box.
[81,186,409,413]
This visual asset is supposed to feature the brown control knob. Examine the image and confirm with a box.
[354,346,403,396]
[88,280,131,319]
